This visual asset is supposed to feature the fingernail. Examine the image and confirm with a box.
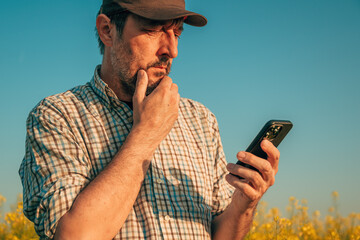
[227,163,234,171]
[137,70,144,78]
[262,139,271,147]
[238,152,245,160]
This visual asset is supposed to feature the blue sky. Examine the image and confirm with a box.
[0,0,359,217]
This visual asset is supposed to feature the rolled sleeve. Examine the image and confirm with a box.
[19,99,91,239]
[208,113,234,219]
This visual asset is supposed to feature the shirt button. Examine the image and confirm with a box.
[164,215,171,221]
[156,178,164,184]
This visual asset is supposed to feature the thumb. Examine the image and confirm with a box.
[133,69,148,104]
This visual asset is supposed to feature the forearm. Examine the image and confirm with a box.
[54,127,158,240]
[211,201,256,240]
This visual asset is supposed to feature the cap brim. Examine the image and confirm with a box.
[119,5,207,27]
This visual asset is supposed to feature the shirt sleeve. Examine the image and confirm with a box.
[19,98,91,239]
[208,112,235,219]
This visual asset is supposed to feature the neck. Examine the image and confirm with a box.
[100,55,133,102]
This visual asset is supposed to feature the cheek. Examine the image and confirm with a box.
[119,36,161,77]
[130,37,159,60]
[127,43,149,68]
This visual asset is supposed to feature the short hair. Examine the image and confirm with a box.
[95,3,130,55]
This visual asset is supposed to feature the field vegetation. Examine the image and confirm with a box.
[0,192,359,239]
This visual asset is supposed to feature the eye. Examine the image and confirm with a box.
[142,27,182,39]
[142,27,162,35]
[174,28,183,40]
[174,32,182,39]
[143,29,156,35]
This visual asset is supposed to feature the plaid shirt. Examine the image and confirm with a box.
[19,66,234,239]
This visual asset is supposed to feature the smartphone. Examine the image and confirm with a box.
[236,120,293,172]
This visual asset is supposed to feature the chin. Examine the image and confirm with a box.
[145,85,159,96]
[147,73,166,85]
[147,67,167,78]
[144,77,164,95]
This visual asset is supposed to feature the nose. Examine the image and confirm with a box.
[157,30,178,59]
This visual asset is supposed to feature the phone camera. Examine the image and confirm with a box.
[265,125,282,141]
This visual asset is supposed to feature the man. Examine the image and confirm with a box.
[19,0,280,239]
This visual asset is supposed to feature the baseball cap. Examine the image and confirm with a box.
[102,0,207,27]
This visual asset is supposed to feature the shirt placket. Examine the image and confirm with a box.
[109,98,133,131]
[151,146,180,240]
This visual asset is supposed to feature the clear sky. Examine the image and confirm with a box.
[0,0,359,218]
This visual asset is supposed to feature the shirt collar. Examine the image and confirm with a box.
[90,65,120,106]
[90,65,133,112]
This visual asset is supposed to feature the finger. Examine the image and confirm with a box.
[157,76,173,90]
[176,92,180,105]
[261,140,280,173]
[133,69,148,104]
[236,151,261,170]
[227,163,263,189]
[237,151,274,184]
[225,174,258,201]
[170,82,178,93]
[170,83,180,103]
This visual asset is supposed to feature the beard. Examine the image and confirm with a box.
[110,42,172,97]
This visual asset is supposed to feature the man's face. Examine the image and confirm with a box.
[110,14,183,96]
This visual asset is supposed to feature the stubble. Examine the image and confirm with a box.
[110,40,172,97]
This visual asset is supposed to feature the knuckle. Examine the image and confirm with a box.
[171,83,178,91]
[249,193,258,202]
[163,76,172,85]
[171,92,179,101]
[256,192,262,200]
[232,165,242,176]
[225,174,235,185]
[269,179,275,186]
[275,149,280,159]
[270,146,280,158]
[267,174,275,187]
[252,172,263,186]
[262,161,272,174]
[249,170,258,181]
[158,87,168,97]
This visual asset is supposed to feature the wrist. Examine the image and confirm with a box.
[229,190,258,217]
[124,125,161,159]
[229,200,256,219]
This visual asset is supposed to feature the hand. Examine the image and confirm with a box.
[225,139,280,212]
[132,70,180,148]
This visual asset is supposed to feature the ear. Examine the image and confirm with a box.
[96,14,114,48]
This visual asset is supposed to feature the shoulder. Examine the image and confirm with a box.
[180,97,208,111]
[179,97,218,126]
[27,83,96,124]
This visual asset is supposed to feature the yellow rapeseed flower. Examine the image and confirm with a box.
[0,191,359,240]
[0,195,6,205]
[332,191,339,199]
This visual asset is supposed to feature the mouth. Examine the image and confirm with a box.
[152,66,167,70]
[149,65,169,77]
[146,58,171,76]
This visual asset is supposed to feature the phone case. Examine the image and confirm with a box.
[236,120,293,171]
